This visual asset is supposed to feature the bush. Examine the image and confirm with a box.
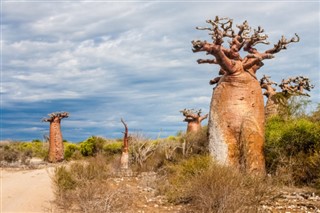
[181,126,209,156]
[17,141,48,159]
[159,155,270,212]
[2,145,20,163]
[265,116,320,186]
[52,154,133,213]
[79,136,106,156]
[127,128,208,172]
[158,155,211,202]
[0,143,39,164]
[103,141,122,155]
[129,134,159,169]
[64,143,81,160]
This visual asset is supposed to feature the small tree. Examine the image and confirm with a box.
[180,109,208,133]
[43,112,69,163]
[120,118,129,169]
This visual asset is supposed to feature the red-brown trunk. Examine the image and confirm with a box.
[186,121,202,133]
[48,117,64,163]
[208,72,266,174]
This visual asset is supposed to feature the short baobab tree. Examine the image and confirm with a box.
[120,118,129,169]
[180,109,208,133]
[192,16,299,174]
[42,112,69,163]
[261,75,314,119]
[279,76,314,97]
[260,75,278,119]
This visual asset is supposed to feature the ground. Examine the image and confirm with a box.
[1,166,55,212]
[1,159,320,213]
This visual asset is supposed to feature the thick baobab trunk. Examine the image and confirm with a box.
[48,117,64,162]
[265,95,282,119]
[208,72,266,174]
[43,112,69,163]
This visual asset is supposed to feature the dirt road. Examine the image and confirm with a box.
[1,167,55,213]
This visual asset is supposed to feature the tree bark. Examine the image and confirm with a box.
[208,72,266,174]
[48,117,64,163]
[120,118,129,169]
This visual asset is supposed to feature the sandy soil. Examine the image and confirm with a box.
[1,166,55,213]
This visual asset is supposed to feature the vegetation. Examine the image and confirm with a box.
[0,140,48,165]
[265,110,320,187]
[52,154,131,213]
[3,97,320,211]
[159,155,270,212]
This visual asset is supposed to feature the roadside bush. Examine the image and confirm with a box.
[52,154,133,213]
[2,145,20,163]
[159,155,270,212]
[17,141,48,159]
[0,143,38,164]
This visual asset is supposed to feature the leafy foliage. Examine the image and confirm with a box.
[64,143,81,160]
[0,141,48,164]
[79,136,105,156]
[265,113,320,186]
[103,141,123,155]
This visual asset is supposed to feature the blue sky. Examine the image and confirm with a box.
[1,1,319,142]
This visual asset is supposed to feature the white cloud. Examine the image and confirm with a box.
[2,1,319,140]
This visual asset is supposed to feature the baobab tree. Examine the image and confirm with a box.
[120,118,129,169]
[192,16,299,174]
[260,75,278,119]
[261,75,314,119]
[43,112,69,163]
[180,109,208,133]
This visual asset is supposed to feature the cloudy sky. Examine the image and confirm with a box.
[2,1,319,142]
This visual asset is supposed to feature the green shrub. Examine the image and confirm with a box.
[64,143,80,160]
[53,166,77,192]
[166,135,179,141]
[79,136,106,156]
[265,116,320,186]
[0,143,35,164]
[103,141,122,155]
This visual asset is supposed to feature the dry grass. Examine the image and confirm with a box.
[159,155,272,213]
[52,154,134,213]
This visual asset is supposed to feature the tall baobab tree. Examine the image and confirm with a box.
[180,109,208,133]
[43,112,69,163]
[192,16,299,174]
[120,118,129,169]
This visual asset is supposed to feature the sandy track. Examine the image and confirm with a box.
[1,167,55,213]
